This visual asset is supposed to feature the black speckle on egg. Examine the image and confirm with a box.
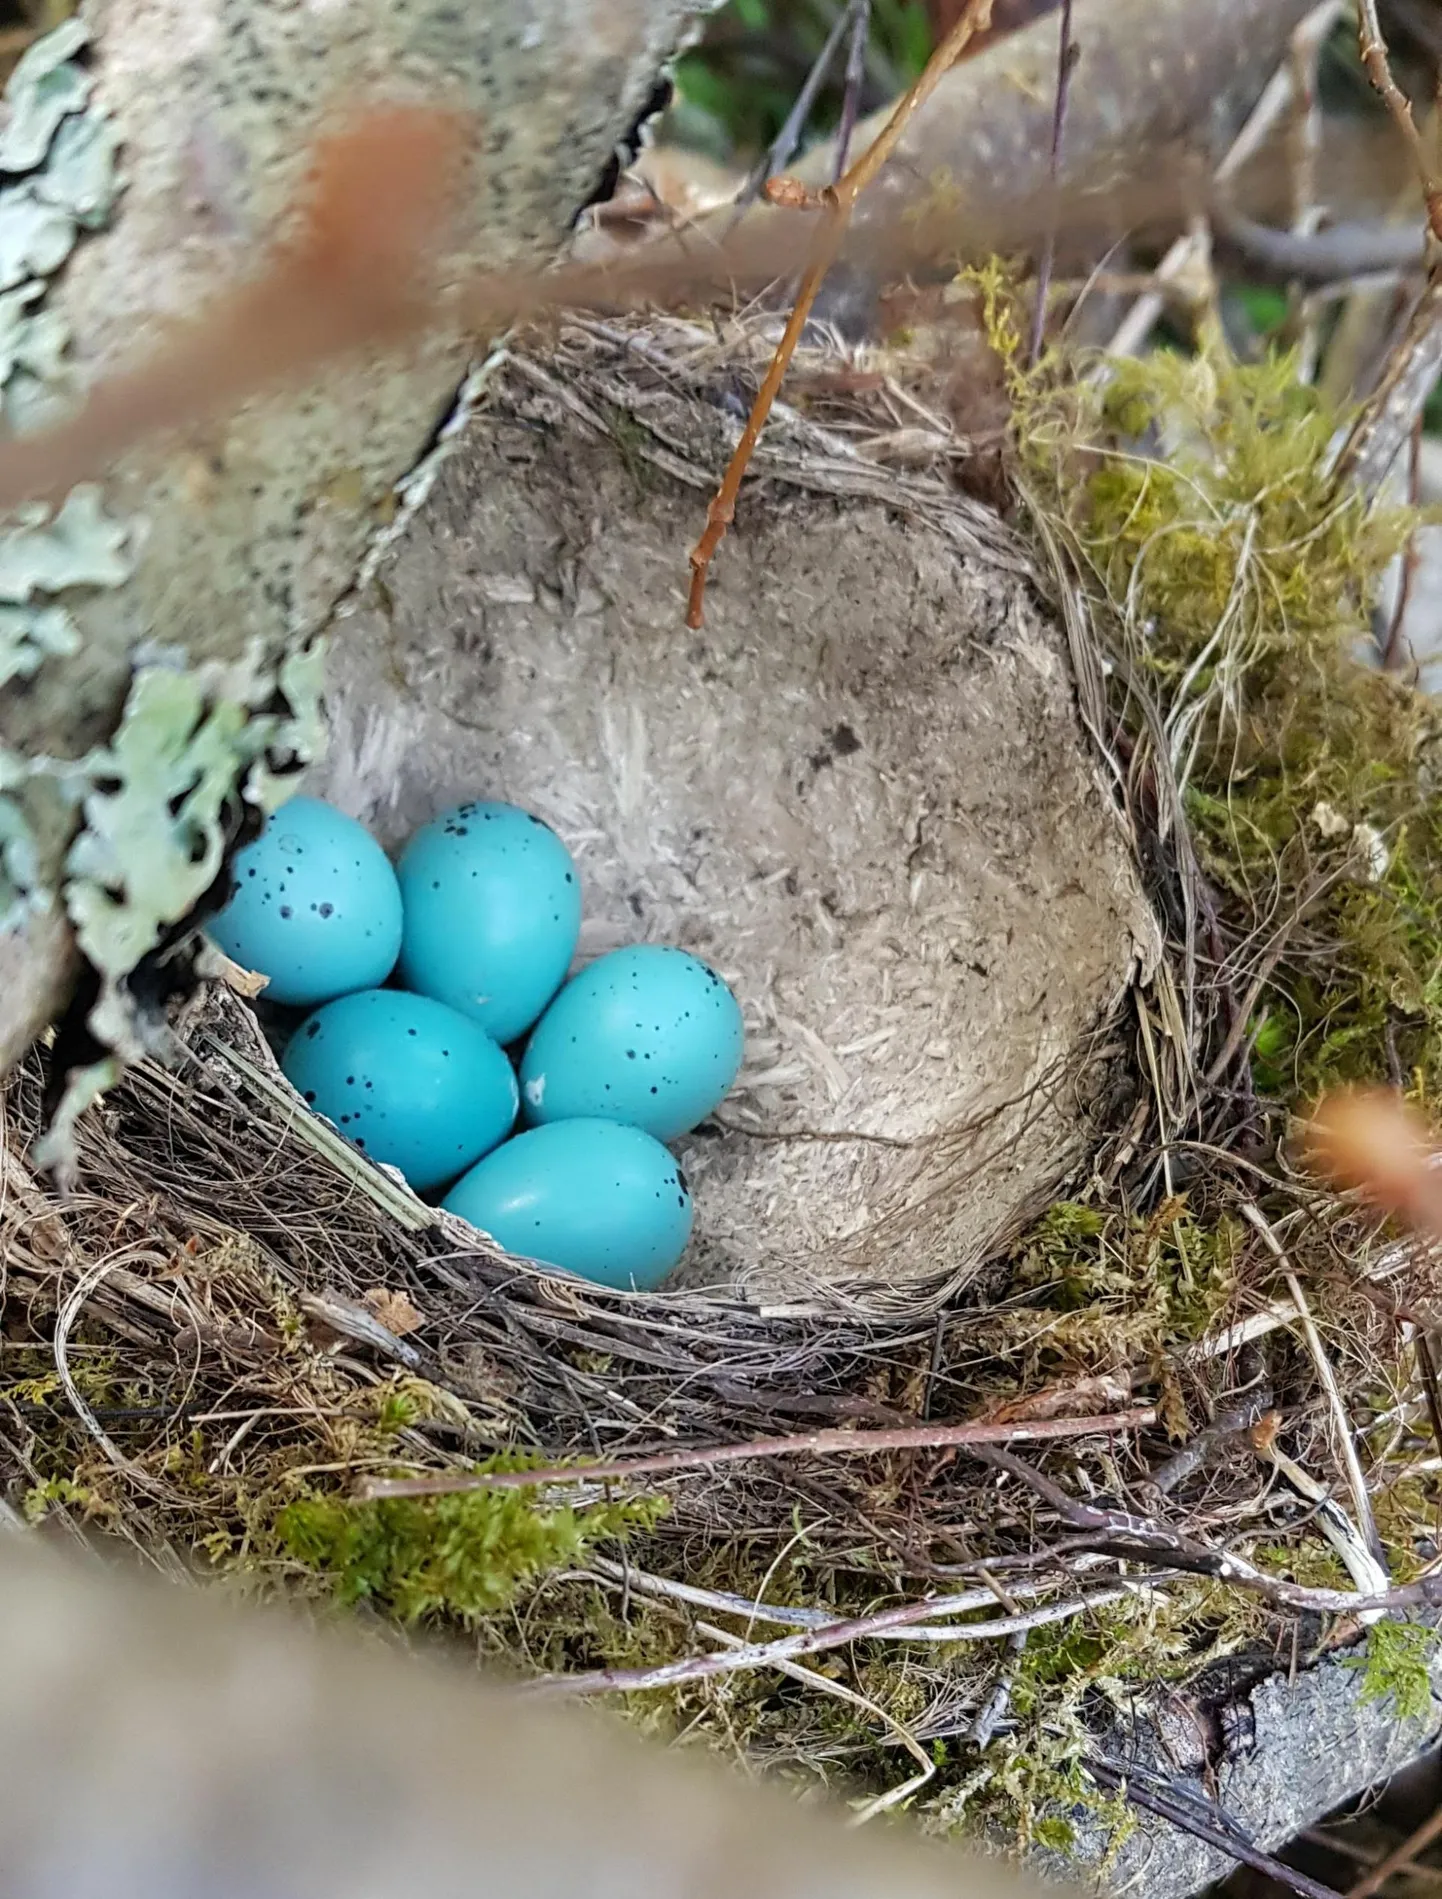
[305,1021,320,1039]
[626,1049,636,1060]
[677,1194,686,1208]
[346,1075,356,1085]
[565,872,574,884]
[432,880,440,890]
[247,867,256,878]
[650,1086,658,1095]
[319,902,333,918]
[356,1137,366,1150]
[304,1090,317,1104]
[407,1028,417,1036]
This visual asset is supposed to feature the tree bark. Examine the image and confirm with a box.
[0,0,717,1080]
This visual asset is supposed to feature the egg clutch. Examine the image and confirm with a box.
[208,797,744,1290]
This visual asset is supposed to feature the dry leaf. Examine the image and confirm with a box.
[361,1287,424,1337]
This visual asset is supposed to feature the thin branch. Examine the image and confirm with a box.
[1357,0,1442,230]
[977,1446,1442,1617]
[1088,1760,1346,1899]
[1333,4,1442,492]
[833,0,873,183]
[1027,0,1078,367]
[526,1583,1145,1700]
[358,1404,1158,1501]
[1381,419,1425,669]
[731,0,862,221]
[1331,273,1442,495]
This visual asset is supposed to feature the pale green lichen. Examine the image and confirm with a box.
[63,640,328,1061]
[0,20,329,1115]
[0,20,92,174]
[0,18,128,936]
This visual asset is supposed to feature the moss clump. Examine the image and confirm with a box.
[275,1462,666,1625]
[1011,1197,1242,1362]
[1020,325,1439,1104]
[1343,1619,1438,1723]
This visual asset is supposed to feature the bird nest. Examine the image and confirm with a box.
[6,309,1442,1878]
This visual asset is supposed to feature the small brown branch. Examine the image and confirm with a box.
[1027,0,1078,367]
[1357,0,1442,233]
[1333,4,1442,493]
[358,1404,1157,1501]
[684,0,995,628]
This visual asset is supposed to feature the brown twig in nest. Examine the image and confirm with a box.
[361,1405,1159,1502]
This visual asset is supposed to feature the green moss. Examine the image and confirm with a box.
[274,1459,667,1625]
[1343,1619,1438,1723]
[1007,1196,1242,1364]
[1016,322,1440,1107]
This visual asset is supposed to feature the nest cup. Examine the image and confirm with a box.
[306,319,1158,1307]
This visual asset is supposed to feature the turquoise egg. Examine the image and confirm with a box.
[208,796,402,1007]
[282,989,517,1192]
[397,802,582,1045]
[520,945,744,1141]
[443,1119,692,1290]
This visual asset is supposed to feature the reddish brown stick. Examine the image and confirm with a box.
[358,1404,1158,1501]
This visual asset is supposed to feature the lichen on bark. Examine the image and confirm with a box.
[0,0,721,1100]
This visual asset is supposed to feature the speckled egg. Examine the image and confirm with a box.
[282,989,518,1192]
[519,945,744,1141]
[397,802,582,1045]
[443,1119,692,1290]
[208,796,402,1007]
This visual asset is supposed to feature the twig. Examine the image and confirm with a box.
[684,0,995,628]
[1106,0,1343,358]
[1347,1803,1442,1899]
[1216,210,1426,285]
[1147,1350,1272,1496]
[526,1584,1147,1700]
[833,0,873,183]
[1332,275,1442,495]
[731,1,862,221]
[1088,1760,1346,1899]
[1381,419,1425,669]
[1027,0,1077,367]
[588,1555,1080,1635]
[1239,1202,1387,1569]
[1357,0,1442,231]
[1333,4,1442,493]
[976,1446,1442,1616]
[1248,1418,1390,1619]
[1415,1331,1442,1455]
[358,1404,1158,1501]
